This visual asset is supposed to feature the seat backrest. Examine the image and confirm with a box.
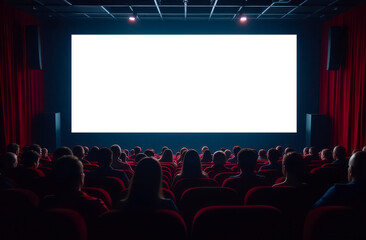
[173,178,218,201]
[213,172,238,186]
[180,187,239,228]
[82,187,112,209]
[85,176,125,204]
[0,189,39,239]
[191,205,286,240]
[83,164,99,171]
[33,209,87,240]
[93,209,187,240]
[257,169,283,185]
[304,206,366,240]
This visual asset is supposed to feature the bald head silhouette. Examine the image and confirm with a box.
[348,151,366,183]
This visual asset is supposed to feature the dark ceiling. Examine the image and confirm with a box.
[6,0,366,21]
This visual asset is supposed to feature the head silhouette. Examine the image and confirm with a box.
[309,147,319,157]
[201,146,209,154]
[0,152,18,172]
[52,155,84,192]
[224,149,232,160]
[333,145,347,160]
[267,148,280,164]
[321,149,333,162]
[135,153,147,162]
[6,143,20,156]
[53,146,73,162]
[282,152,305,177]
[201,149,212,162]
[29,144,42,155]
[144,149,155,157]
[303,147,309,155]
[284,147,295,155]
[134,146,141,155]
[110,144,122,160]
[97,148,113,168]
[258,149,266,159]
[86,146,99,162]
[276,146,283,156]
[22,150,40,168]
[125,157,162,205]
[213,151,226,166]
[160,149,173,163]
[232,146,241,157]
[237,148,258,173]
[72,145,85,160]
[120,152,128,162]
[348,151,366,183]
[41,148,48,158]
[182,149,203,178]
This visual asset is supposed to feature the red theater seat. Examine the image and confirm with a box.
[304,206,366,240]
[85,176,125,205]
[257,169,283,185]
[33,209,88,240]
[0,189,39,239]
[191,205,286,240]
[179,187,239,227]
[173,178,218,201]
[93,209,187,240]
[213,172,238,186]
[82,187,112,209]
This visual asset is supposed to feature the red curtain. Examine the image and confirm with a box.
[319,3,366,153]
[0,1,44,152]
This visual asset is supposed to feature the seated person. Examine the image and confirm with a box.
[41,155,109,224]
[224,148,267,198]
[276,146,284,157]
[313,151,366,208]
[228,146,241,163]
[129,146,141,160]
[87,147,129,187]
[284,147,295,155]
[205,151,231,178]
[135,153,147,163]
[259,148,281,171]
[320,148,333,163]
[199,146,209,159]
[224,149,232,161]
[304,147,320,163]
[41,147,51,162]
[53,146,73,162]
[303,147,309,156]
[257,149,268,163]
[173,149,208,184]
[332,145,348,168]
[273,152,307,188]
[201,149,213,163]
[159,149,176,166]
[85,146,99,163]
[73,145,90,164]
[144,149,155,157]
[6,143,20,156]
[0,152,18,178]
[110,144,132,171]
[16,150,45,179]
[118,157,177,211]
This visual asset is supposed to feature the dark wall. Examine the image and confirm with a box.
[42,19,322,153]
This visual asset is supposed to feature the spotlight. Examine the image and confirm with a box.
[128,16,136,22]
[239,16,247,23]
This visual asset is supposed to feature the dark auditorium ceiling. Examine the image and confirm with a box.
[6,0,365,21]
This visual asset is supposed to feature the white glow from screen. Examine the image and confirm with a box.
[72,34,297,133]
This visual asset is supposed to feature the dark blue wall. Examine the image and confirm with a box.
[42,19,322,153]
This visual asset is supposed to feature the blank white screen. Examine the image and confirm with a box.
[72,34,297,133]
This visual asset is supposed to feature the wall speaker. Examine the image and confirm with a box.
[306,114,332,150]
[327,26,346,71]
[26,25,42,70]
[33,112,60,152]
